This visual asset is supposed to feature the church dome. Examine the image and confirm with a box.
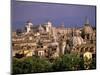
[82,18,93,34]
[71,36,84,47]
[83,25,93,34]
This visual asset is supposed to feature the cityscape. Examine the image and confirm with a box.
[12,1,96,74]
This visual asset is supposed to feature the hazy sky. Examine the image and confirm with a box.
[11,0,96,31]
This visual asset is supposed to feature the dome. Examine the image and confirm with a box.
[82,17,93,34]
[83,25,93,34]
[71,36,84,47]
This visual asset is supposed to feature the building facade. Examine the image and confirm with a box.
[12,19,96,59]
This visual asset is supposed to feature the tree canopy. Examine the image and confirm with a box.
[12,53,96,74]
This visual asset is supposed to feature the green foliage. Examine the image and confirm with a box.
[12,53,96,74]
[52,53,81,71]
[12,57,52,74]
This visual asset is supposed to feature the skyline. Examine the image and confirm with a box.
[12,1,96,31]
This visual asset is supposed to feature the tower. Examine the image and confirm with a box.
[25,20,33,34]
[45,21,52,33]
